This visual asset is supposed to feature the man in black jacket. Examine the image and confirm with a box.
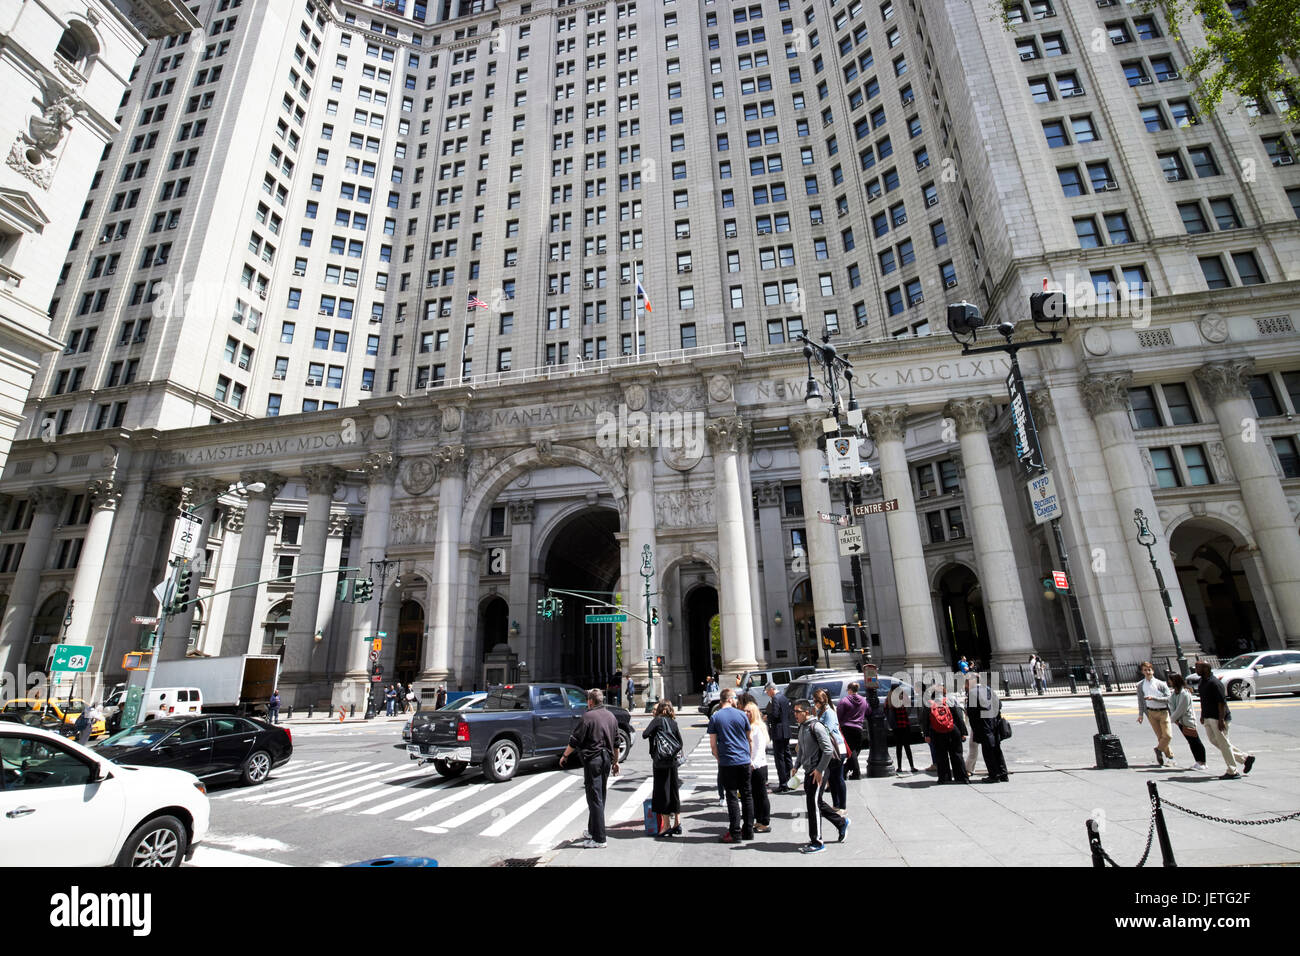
[965,674,1009,783]
[765,683,796,792]
[561,688,621,848]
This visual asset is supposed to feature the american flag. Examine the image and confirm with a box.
[636,277,652,312]
[467,293,488,309]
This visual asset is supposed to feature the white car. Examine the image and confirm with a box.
[402,692,487,740]
[1205,651,1300,700]
[0,724,209,867]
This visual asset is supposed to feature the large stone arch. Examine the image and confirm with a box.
[1162,509,1256,551]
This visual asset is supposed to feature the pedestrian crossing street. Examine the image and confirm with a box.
[208,737,722,847]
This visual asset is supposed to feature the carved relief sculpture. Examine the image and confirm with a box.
[7,78,83,188]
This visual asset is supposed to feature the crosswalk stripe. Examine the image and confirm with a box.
[529,792,590,847]
[235,763,388,803]
[207,761,347,799]
[296,770,434,810]
[435,773,552,829]
[612,778,654,822]
[394,781,484,822]
[357,776,465,815]
[479,775,580,838]
[257,767,408,807]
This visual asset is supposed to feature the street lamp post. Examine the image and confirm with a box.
[640,544,657,711]
[946,295,1127,769]
[1133,508,1189,679]
[365,557,400,719]
[796,329,893,779]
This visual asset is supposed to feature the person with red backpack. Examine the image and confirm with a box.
[921,682,970,784]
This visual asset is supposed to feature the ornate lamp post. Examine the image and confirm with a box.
[1133,508,1189,678]
[365,557,401,719]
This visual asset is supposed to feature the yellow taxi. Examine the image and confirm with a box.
[0,698,108,737]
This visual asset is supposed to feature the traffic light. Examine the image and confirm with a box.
[336,578,353,602]
[353,578,374,603]
[650,606,659,626]
[171,564,193,613]
[820,627,836,651]
[655,655,665,668]
[537,598,547,618]
[551,596,564,618]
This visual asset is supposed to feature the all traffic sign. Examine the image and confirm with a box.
[837,526,864,556]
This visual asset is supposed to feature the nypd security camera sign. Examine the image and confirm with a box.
[1027,472,1062,525]
[826,435,860,479]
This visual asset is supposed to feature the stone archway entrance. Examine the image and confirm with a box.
[791,579,815,667]
[396,600,425,686]
[541,506,621,685]
[685,585,720,692]
[936,565,990,669]
[1171,521,1268,657]
[26,592,68,674]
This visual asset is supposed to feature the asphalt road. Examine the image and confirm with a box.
[189,694,1300,867]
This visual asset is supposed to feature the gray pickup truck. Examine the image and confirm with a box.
[407,683,635,782]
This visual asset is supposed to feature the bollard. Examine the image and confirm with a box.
[1103,667,1113,692]
[1086,819,1106,868]
[350,703,356,717]
[1148,781,1178,867]
[1000,674,1009,696]
[307,703,313,719]
[676,694,682,710]
[286,705,293,720]
[1068,673,1078,695]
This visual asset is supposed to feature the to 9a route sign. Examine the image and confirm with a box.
[50,644,94,672]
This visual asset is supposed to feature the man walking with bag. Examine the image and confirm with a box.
[561,688,621,848]
[764,683,796,792]
[793,698,847,852]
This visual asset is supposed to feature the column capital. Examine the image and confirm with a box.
[360,452,399,484]
[182,477,229,510]
[788,414,824,451]
[328,512,353,537]
[1194,359,1255,405]
[942,397,995,435]
[1028,390,1057,428]
[434,443,468,478]
[1080,372,1134,416]
[141,483,181,513]
[705,415,748,454]
[224,506,246,534]
[509,499,536,524]
[990,431,1018,468]
[30,487,68,516]
[240,470,286,500]
[866,404,909,443]
[302,465,346,497]
[86,478,123,511]
[755,481,783,507]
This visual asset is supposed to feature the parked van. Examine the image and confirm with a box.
[143,687,203,721]
[698,667,825,715]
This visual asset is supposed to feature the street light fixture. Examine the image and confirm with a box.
[945,293,1127,769]
[1133,508,1189,679]
[365,556,401,719]
[795,328,892,778]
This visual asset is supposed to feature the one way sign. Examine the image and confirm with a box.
[837,526,864,556]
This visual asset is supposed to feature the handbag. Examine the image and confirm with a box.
[997,716,1013,740]
[650,725,683,765]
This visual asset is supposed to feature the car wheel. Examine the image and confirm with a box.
[432,759,467,778]
[482,739,520,783]
[240,750,274,786]
[1228,681,1253,701]
[115,815,187,868]
[617,728,632,764]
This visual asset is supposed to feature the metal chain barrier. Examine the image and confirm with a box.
[1095,801,1157,867]
[1159,799,1300,828]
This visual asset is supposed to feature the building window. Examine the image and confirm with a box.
[1148,447,1181,488]
[1182,445,1214,486]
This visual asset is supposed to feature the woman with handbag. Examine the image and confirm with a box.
[744,700,773,833]
[642,699,684,836]
[813,689,848,813]
[1167,672,1208,771]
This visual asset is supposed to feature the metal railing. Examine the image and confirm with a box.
[999,655,1223,698]
[430,340,744,392]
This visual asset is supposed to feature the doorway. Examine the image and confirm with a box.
[685,585,720,693]
[936,565,990,669]
[395,600,425,686]
[541,506,621,685]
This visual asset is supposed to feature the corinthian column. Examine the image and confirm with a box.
[64,479,124,646]
[943,398,1034,665]
[161,477,227,660]
[1195,360,1300,646]
[424,444,466,681]
[707,416,758,671]
[866,405,944,668]
[1079,376,1199,660]
[282,466,346,688]
[222,471,285,652]
[623,443,656,681]
[790,414,847,636]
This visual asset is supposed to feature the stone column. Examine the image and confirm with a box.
[1079,375,1200,660]
[64,480,123,647]
[755,481,795,662]
[706,416,759,671]
[790,414,848,636]
[507,499,535,664]
[346,453,398,689]
[312,514,349,674]
[221,471,285,650]
[866,405,945,669]
[735,428,767,662]
[623,444,656,682]
[198,507,243,657]
[943,398,1035,666]
[1195,360,1300,646]
[861,472,903,667]
[281,466,345,688]
[0,488,66,672]
[424,444,466,681]
[101,483,180,668]
[161,477,227,660]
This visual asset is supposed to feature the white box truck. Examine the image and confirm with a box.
[126,655,280,719]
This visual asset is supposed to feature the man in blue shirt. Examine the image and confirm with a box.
[708,687,756,843]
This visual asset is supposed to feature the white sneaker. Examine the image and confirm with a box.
[581,839,607,849]
[581,831,591,840]
[1192,763,1207,772]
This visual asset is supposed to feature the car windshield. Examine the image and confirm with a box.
[1221,655,1261,670]
[98,724,182,748]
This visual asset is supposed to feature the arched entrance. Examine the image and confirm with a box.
[396,600,425,686]
[791,579,816,667]
[685,585,720,691]
[261,601,291,656]
[541,506,621,685]
[936,565,990,669]
[1171,520,1268,657]
[26,592,68,674]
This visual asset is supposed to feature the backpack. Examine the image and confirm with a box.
[929,700,954,734]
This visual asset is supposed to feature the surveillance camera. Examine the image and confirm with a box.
[819,466,830,483]
[997,319,1016,339]
[859,463,874,479]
